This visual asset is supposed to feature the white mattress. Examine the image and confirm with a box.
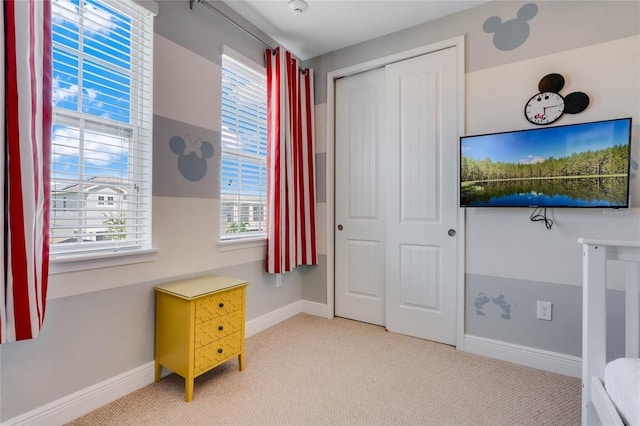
[605,357,640,426]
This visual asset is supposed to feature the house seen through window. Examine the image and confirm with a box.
[220,49,268,241]
[50,0,153,255]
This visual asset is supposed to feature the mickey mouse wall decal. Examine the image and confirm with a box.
[169,135,214,182]
[524,73,590,125]
[483,3,538,51]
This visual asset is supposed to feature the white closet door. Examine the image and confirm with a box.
[334,68,386,325]
[384,47,459,345]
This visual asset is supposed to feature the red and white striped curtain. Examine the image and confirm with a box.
[265,47,317,274]
[1,0,52,344]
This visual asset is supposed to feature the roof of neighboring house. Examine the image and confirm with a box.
[52,175,128,195]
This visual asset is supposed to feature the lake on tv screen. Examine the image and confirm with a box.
[460,177,628,207]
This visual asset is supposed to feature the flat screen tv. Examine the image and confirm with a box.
[460,118,632,208]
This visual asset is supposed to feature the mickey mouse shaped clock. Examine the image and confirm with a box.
[524,73,590,125]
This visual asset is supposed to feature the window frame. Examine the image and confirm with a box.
[49,0,155,263]
[219,46,268,246]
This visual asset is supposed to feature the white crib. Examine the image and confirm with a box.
[580,238,640,426]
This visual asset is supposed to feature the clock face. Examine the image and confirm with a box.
[524,92,565,125]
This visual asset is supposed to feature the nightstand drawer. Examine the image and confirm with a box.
[195,287,243,323]
[194,332,243,375]
[195,310,243,348]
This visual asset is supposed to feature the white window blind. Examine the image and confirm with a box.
[50,0,153,256]
[220,50,268,241]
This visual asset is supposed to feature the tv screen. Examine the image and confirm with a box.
[460,118,633,208]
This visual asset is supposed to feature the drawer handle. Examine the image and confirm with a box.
[218,303,224,308]
[218,326,224,331]
[217,348,223,354]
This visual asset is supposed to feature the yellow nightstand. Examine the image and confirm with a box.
[154,275,248,402]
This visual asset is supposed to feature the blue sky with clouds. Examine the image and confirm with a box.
[461,119,631,165]
[51,0,133,181]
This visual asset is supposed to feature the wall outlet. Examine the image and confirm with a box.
[537,301,552,321]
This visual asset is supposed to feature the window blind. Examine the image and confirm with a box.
[220,52,268,240]
[50,0,153,258]
[50,0,153,255]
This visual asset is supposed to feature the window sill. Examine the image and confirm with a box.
[217,237,266,252]
[49,248,159,274]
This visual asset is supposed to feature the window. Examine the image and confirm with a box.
[252,204,264,223]
[50,0,153,256]
[220,48,268,241]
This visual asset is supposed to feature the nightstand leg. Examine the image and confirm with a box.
[238,353,245,371]
[185,377,194,402]
[155,361,162,382]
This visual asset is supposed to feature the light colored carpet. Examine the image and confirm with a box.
[68,314,581,425]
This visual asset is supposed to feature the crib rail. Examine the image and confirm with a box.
[579,238,640,426]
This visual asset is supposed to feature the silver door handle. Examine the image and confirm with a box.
[448,229,456,237]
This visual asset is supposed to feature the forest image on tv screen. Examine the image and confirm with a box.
[460,119,631,207]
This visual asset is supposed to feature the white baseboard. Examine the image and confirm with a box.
[463,334,582,378]
[245,300,301,338]
[3,362,156,426]
[245,300,329,337]
[2,300,325,425]
[301,300,331,318]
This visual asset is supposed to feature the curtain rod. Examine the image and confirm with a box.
[190,0,274,51]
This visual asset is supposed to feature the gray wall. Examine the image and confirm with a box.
[305,0,640,355]
[466,274,630,361]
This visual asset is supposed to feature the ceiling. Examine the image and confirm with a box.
[221,0,488,60]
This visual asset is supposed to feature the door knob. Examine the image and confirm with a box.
[448,229,456,237]
[337,224,343,231]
